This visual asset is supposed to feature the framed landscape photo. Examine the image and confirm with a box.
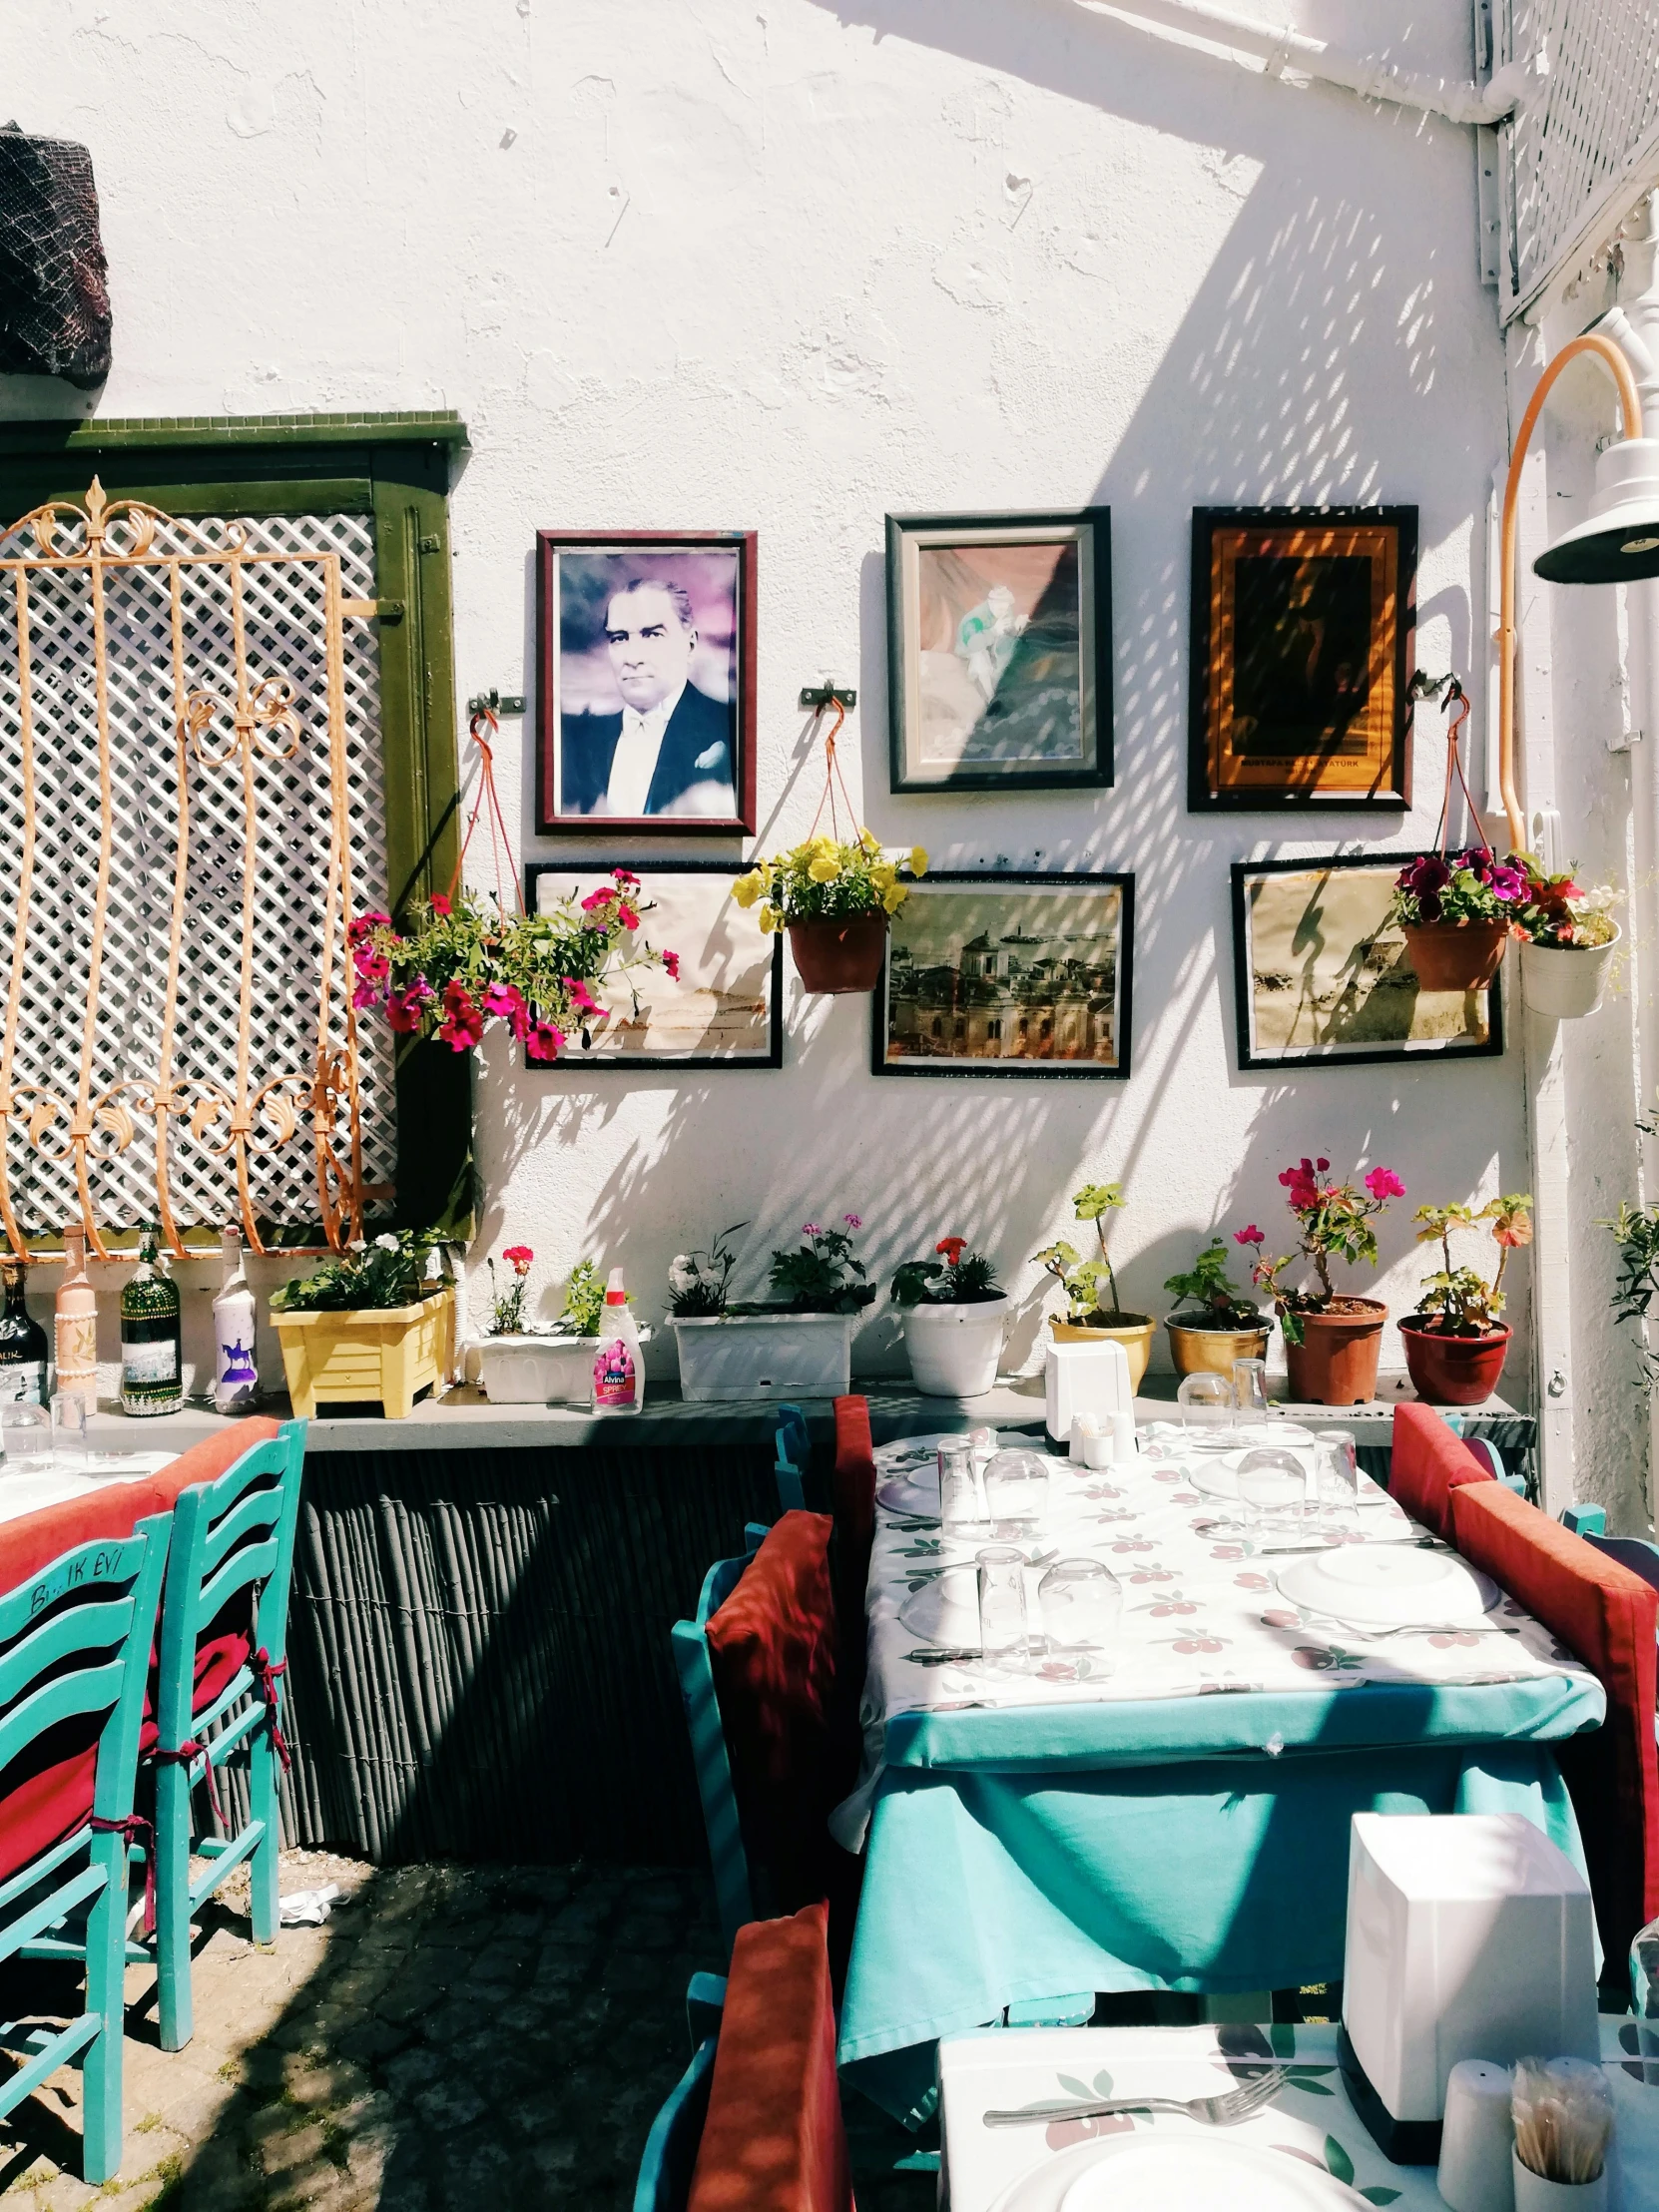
[872,870,1133,1080]
[535,530,757,834]
[1230,853,1503,1071]
[523,860,782,1070]
[885,509,1113,793]
[1190,507,1416,813]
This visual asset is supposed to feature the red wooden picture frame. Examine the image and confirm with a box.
[535,528,758,835]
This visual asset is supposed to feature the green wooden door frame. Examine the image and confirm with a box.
[0,412,475,1241]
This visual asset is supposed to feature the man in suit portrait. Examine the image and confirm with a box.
[560,577,738,817]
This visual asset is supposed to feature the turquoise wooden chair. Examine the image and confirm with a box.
[0,1513,170,2183]
[671,1533,767,1952]
[633,1972,727,2212]
[774,1402,809,1511]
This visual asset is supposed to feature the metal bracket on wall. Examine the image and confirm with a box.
[465,689,525,716]
[800,684,856,710]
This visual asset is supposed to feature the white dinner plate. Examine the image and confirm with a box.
[874,1430,1030,1517]
[1275,1542,1498,1628]
[897,1567,981,1648]
[987,2132,1362,2212]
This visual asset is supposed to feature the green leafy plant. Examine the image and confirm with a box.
[271,1230,442,1314]
[1384,848,1527,930]
[554,1259,633,1337]
[1603,1124,1659,1388]
[768,1215,875,1315]
[1240,1156,1404,1347]
[890,1235,1003,1308]
[667,1226,748,1319]
[1034,1182,1147,1323]
[1408,1197,1531,1336]
[1163,1237,1263,1329]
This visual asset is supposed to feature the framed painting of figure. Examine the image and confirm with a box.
[885,509,1113,793]
[1230,853,1503,1070]
[1190,507,1416,812]
[871,870,1133,1079]
[536,530,757,834]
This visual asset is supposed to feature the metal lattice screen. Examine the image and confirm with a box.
[1503,0,1659,314]
[0,489,395,1251]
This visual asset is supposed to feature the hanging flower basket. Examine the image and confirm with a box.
[1386,679,1523,996]
[1400,917,1513,992]
[787,915,889,995]
[1520,928,1619,1018]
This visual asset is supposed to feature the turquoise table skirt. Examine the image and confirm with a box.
[838,1674,1604,2126]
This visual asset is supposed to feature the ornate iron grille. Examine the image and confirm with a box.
[0,480,395,1256]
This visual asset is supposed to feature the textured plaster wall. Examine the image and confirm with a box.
[11,2,1529,1391]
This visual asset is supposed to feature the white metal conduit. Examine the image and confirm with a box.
[1068,0,1537,127]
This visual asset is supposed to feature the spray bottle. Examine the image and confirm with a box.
[590,1269,643,1414]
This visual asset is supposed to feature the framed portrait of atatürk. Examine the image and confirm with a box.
[1230,853,1502,1071]
[871,870,1133,1079]
[1190,507,1416,812]
[522,860,782,1070]
[535,530,757,834]
[885,509,1113,793]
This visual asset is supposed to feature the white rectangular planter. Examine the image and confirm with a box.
[467,1330,652,1406]
[671,1312,856,1401]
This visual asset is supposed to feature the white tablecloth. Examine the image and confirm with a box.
[0,1453,180,1525]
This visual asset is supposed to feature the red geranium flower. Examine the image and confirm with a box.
[502,1244,534,1275]
[935,1236,966,1263]
[1234,1224,1264,1246]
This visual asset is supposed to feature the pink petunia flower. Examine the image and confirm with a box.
[482,982,524,1020]
[563,977,599,1014]
[616,902,641,931]
[437,980,484,1052]
[662,949,681,980]
[612,868,640,886]
[429,893,452,919]
[351,977,383,1010]
[526,1020,566,1062]
[580,886,615,913]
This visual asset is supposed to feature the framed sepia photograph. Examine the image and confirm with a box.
[523,860,782,1070]
[1190,507,1416,812]
[1230,853,1503,1071]
[535,530,757,834]
[885,509,1113,793]
[872,870,1133,1080]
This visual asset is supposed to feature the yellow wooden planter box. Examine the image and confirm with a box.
[273,1288,455,1419]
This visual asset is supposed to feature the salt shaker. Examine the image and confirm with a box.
[1437,2061,1515,2212]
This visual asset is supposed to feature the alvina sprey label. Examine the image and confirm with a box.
[593,1337,637,1408]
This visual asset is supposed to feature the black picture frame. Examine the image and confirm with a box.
[1230,852,1504,1071]
[1189,506,1416,813]
[871,869,1133,1080]
[522,858,783,1071]
[885,507,1113,793]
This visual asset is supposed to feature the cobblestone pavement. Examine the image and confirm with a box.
[0,1852,931,2212]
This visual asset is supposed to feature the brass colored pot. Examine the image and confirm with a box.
[1166,1319,1271,1379]
[1050,1313,1156,1392]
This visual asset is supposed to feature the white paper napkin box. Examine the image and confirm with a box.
[1044,1338,1130,1450]
[1343,1812,1599,2126]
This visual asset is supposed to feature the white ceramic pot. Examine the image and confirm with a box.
[670,1312,857,1400]
[1520,927,1619,1019]
[900,1296,1011,1398]
[468,1331,651,1406]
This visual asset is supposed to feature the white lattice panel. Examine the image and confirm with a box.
[0,503,394,1243]
[1504,0,1659,313]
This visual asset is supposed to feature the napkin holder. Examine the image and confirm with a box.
[1340,1813,1598,2164]
[1044,1338,1130,1453]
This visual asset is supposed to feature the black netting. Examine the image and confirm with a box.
[0,123,111,387]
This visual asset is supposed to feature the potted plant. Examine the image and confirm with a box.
[889,1236,1008,1397]
[733,833,926,995]
[468,1252,650,1405]
[1384,846,1525,992]
[1243,1156,1405,1404]
[1032,1183,1157,1389]
[668,1215,875,1400]
[271,1230,453,1418]
[1162,1237,1272,1378]
[1511,855,1621,1019]
[1396,1195,1531,1405]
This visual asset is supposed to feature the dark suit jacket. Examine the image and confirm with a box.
[560,682,737,817]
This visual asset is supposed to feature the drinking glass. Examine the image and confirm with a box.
[1177,1371,1234,1447]
[938,1436,987,1539]
[982,1448,1049,1536]
[1236,1446,1313,1547]
[976,1545,1029,1661]
[1312,1428,1361,1534]
[1039,1557,1123,1657]
[1232,1358,1271,1430]
[51,1392,89,1470]
[1,1399,52,1472]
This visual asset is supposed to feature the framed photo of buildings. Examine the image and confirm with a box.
[872,870,1133,1080]
[885,509,1113,793]
[523,860,782,1069]
[535,530,757,834]
[1190,507,1416,812]
[1230,853,1503,1071]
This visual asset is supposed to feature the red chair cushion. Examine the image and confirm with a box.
[1388,1403,1495,1537]
[830,1396,875,1558]
[687,1901,853,2212]
[1447,1480,1659,1961]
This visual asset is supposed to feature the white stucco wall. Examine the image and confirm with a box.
[13,2,1533,1397]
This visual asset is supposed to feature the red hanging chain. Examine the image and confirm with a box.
[1430,680,1484,859]
[447,708,525,916]
[804,699,858,844]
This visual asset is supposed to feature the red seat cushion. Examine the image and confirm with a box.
[1447,1480,1659,1962]
[1388,1403,1495,1537]
[687,1901,853,2212]
[830,1396,875,1559]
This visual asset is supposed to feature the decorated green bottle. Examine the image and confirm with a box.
[0,1258,48,1405]
[120,1223,183,1416]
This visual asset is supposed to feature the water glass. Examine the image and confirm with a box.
[1315,1427,1361,1533]
[1039,1557,1123,1656]
[1,1399,52,1472]
[976,1545,1029,1660]
[982,1448,1049,1536]
[1236,1446,1313,1546]
[938,1436,986,1538]
[51,1391,89,1469]
[1232,1358,1271,1429]
[1177,1370,1234,1446]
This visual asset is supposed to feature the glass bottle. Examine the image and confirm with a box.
[0,1258,49,1405]
[213,1224,259,1412]
[55,1222,98,1415]
[120,1223,183,1417]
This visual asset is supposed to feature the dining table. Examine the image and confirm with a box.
[834,1426,1608,2126]
[0,1447,182,1526]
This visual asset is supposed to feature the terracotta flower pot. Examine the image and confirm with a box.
[787,914,888,995]
[1166,1319,1272,1379]
[1397,1318,1511,1407]
[1283,1298,1386,1405]
[1051,1313,1156,1390]
[1401,918,1511,992]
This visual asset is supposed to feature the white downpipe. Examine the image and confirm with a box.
[1068,0,1541,126]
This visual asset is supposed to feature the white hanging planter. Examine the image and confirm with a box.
[468,1330,651,1406]
[899,1296,1011,1398]
[671,1312,857,1401]
[1520,926,1619,1019]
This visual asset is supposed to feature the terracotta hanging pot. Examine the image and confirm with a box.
[1397,1319,1511,1407]
[1400,919,1512,993]
[788,914,888,995]
[1283,1298,1387,1405]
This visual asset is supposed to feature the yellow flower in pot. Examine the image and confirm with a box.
[736,833,927,994]
[1032,1182,1156,1390]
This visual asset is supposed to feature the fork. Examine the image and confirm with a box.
[982,2065,1289,2129]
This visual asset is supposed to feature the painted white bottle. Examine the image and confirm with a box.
[213,1226,261,1413]
[590,1269,643,1415]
